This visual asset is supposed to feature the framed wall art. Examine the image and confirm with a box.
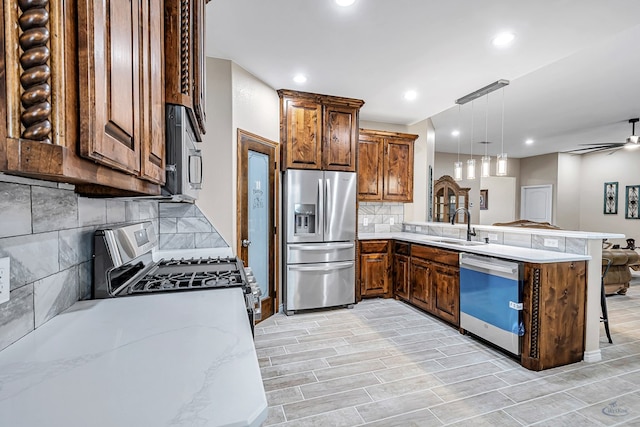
[603,182,618,214]
[479,189,488,210]
[626,185,639,219]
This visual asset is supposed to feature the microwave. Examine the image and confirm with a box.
[162,104,203,201]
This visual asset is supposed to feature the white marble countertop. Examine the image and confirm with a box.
[0,289,267,427]
[404,221,625,240]
[359,232,591,263]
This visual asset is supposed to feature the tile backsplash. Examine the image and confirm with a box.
[0,174,227,351]
[358,202,404,233]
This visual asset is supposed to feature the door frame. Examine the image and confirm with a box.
[236,129,279,321]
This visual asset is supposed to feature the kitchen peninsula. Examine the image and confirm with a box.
[359,222,624,369]
[0,289,267,427]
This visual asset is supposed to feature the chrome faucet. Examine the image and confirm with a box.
[451,207,477,241]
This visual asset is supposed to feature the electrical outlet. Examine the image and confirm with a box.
[544,238,559,248]
[0,257,10,305]
[389,218,395,225]
[363,217,368,226]
[488,233,498,241]
[415,226,422,232]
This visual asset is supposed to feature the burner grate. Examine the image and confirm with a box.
[127,258,247,295]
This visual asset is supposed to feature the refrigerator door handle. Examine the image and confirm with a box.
[324,178,331,236]
[288,261,353,272]
[290,243,355,251]
[317,178,323,238]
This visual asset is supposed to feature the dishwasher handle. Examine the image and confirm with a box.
[460,255,520,280]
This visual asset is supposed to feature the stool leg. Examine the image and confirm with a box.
[601,279,613,344]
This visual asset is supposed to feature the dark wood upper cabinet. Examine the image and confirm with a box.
[78,0,142,176]
[358,129,417,202]
[165,0,207,140]
[278,89,364,171]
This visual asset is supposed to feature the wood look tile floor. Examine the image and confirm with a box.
[256,280,640,426]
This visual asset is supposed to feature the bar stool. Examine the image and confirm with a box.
[601,258,613,344]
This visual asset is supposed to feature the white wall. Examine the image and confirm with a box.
[478,176,516,225]
[199,58,279,253]
[556,153,581,230]
[199,58,234,247]
[579,148,640,244]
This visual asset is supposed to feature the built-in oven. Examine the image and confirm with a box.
[93,222,261,335]
[163,104,203,201]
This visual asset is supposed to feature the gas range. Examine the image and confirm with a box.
[93,222,261,334]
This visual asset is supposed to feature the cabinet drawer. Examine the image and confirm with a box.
[360,240,389,254]
[411,244,459,266]
[394,241,410,256]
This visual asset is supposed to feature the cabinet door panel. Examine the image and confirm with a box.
[410,258,431,312]
[393,254,410,301]
[140,0,165,183]
[323,106,356,171]
[79,0,141,174]
[357,135,382,201]
[432,263,459,325]
[384,138,413,201]
[360,253,389,297]
[285,99,322,169]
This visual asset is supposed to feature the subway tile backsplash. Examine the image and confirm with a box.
[0,174,228,351]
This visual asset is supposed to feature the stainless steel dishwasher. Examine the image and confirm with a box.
[459,253,524,355]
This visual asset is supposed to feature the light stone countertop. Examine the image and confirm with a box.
[359,232,592,263]
[0,289,267,427]
[404,221,625,240]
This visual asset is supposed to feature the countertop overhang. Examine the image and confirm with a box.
[0,289,267,427]
[359,232,592,263]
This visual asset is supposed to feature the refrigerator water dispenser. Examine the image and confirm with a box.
[294,204,316,235]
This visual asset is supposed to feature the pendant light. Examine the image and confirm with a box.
[466,100,476,180]
[453,105,463,181]
[481,93,491,178]
[496,87,508,176]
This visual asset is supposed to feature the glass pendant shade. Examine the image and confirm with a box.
[481,156,491,177]
[453,161,463,181]
[466,158,476,180]
[496,153,508,176]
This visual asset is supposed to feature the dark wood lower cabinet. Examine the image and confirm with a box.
[409,257,432,312]
[431,263,459,325]
[357,239,587,370]
[359,240,391,298]
[393,254,410,301]
[521,261,587,371]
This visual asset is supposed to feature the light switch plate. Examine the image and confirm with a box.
[544,238,559,248]
[415,226,422,232]
[363,217,369,226]
[0,257,10,305]
[389,218,395,225]
[488,233,498,241]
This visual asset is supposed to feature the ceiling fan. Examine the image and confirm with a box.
[567,118,640,154]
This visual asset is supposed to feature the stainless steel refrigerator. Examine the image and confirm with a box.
[283,170,356,314]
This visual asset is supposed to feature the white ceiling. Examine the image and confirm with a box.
[206,0,640,158]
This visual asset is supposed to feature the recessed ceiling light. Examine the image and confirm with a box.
[451,130,460,137]
[293,74,307,84]
[404,90,417,101]
[335,0,355,6]
[492,32,515,47]
[525,138,534,145]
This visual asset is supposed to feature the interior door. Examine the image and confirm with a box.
[521,185,553,223]
[237,129,278,322]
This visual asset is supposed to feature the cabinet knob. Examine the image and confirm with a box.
[242,239,252,247]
